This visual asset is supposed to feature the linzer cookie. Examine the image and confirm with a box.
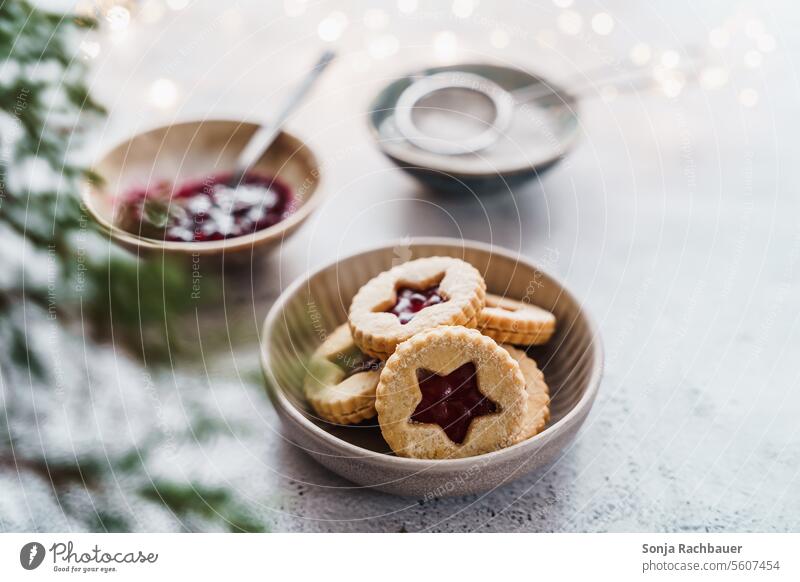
[349,257,486,359]
[303,324,383,425]
[478,293,556,346]
[501,345,550,443]
[375,326,527,459]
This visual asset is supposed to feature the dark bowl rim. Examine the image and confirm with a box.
[260,236,604,469]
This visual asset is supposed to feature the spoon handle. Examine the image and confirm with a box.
[512,61,700,105]
[231,49,336,186]
[510,46,704,104]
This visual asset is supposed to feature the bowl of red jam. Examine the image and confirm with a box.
[260,238,603,497]
[83,120,321,257]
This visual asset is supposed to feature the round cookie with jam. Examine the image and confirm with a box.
[303,324,383,425]
[501,345,550,443]
[349,257,486,359]
[375,326,527,459]
[478,293,556,346]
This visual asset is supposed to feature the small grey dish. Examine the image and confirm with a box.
[260,238,603,498]
[367,63,580,195]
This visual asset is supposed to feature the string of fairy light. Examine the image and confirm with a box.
[77,0,772,111]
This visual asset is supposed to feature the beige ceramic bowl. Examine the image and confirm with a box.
[82,119,321,257]
[261,238,603,497]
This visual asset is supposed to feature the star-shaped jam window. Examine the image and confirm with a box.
[411,362,498,444]
[384,285,447,324]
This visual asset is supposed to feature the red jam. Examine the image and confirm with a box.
[118,172,295,242]
[385,285,446,324]
[411,362,498,444]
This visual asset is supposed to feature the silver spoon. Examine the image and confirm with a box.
[229,49,336,187]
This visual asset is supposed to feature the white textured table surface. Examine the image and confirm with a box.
[75,0,800,532]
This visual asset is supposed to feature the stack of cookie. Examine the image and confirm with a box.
[303,257,556,459]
